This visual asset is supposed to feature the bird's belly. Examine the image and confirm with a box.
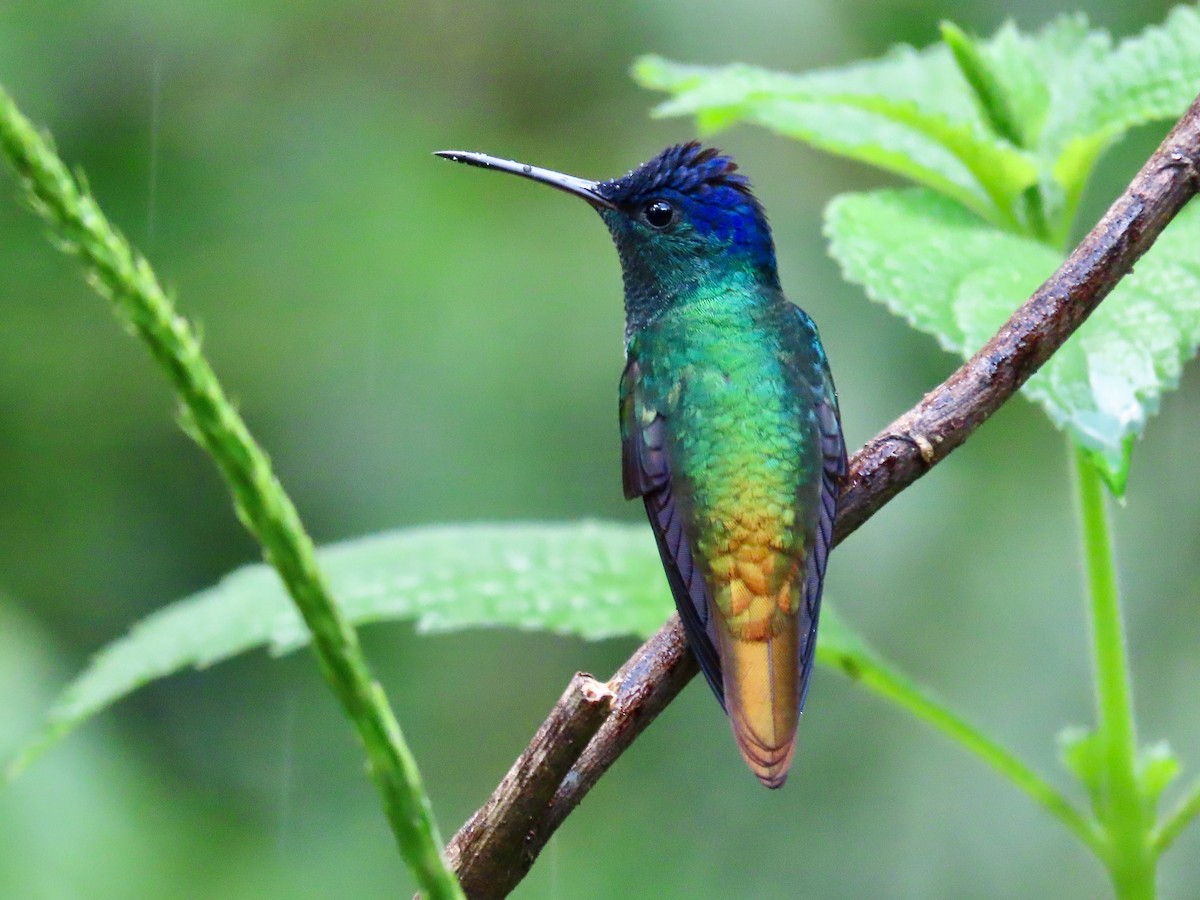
[668,376,820,640]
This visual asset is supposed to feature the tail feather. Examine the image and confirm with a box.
[715,614,800,789]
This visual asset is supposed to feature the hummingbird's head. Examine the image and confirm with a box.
[592,142,778,294]
[435,142,780,326]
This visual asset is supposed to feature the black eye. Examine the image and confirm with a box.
[642,200,675,229]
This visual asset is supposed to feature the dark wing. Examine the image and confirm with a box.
[794,306,848,711]
[620,354,725,705]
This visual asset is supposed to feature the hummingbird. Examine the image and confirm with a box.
[436,142,846,788]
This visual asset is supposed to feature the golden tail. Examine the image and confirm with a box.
[715,609,800,789]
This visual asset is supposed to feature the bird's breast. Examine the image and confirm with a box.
[640,318,823,638]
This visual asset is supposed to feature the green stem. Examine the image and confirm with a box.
[1073,445,1154,899]
[1021,184,1053,245]
[1150,775,1200,854]
[0,86,464,900]
[827,647,1104,855]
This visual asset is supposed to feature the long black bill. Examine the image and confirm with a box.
[434,150,615,210]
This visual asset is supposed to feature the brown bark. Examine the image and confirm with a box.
[440,673,613,898]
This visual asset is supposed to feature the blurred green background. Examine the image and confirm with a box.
[2,1,1199,897]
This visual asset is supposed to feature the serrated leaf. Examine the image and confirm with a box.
[635,50,977,121]
[1043,7,1200,232]
[1069,6,1200,149]
[826,188,1200,490]
[5,520,869,781]
[940,9,1200,234]
[943,16,1111,237]
[637,12,1200,243]
[824,187,1060,352]
[633,16,1123,229]
[634,53,1037,225]
[980,15,1111,151]
[4,522,666,778]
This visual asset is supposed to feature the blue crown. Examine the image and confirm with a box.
[598,142,756,207]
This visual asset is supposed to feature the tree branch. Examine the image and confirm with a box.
[442,674,614,896]
[444,93,1200,899]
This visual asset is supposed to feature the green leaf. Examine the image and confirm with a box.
[1059,730,1182,821]
[826,188,1200,490]
[633,16,1126,231]
[637,12,1200,245]
[1043,7,1200,236]
[6,520,876,780]
[940,21,1025,147]
[9,520,1093,848]
[1058,725,1105,809]
[939,20,1060,240]
[1083,439,1135,496]
[633,53,1037,226]
[2,523,663,779]
[935,11,1200,241]
[824,187,1060,352]
[978,15,1111,153]
[1068,6,1200,150]
[1138,741,1181,811]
